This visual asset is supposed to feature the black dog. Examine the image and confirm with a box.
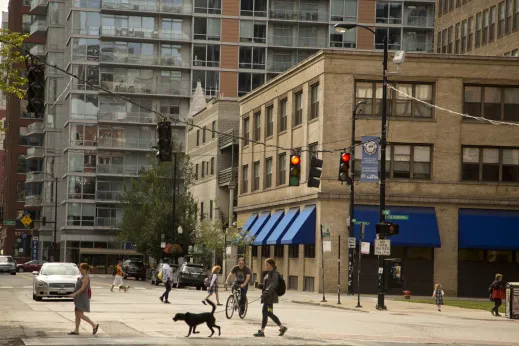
[172,299,221,337]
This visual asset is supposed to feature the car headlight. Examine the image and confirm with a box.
[37,280,48,287]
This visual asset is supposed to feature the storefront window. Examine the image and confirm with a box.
[487,250,513,263]
[407,247,433,260]
[458,249,485,261]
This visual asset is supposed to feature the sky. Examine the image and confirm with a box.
[1,1,7,17]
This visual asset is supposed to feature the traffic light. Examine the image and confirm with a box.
[376,222,400,237]
[42,217,46,226]
[338,152,352,184]
[289,153,301,186]
[157,121,172,162]
[26,63,45,118]
[307,156,323,188]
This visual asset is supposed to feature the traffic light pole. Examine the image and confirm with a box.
[53,176,58,262]
[172,152,177,248]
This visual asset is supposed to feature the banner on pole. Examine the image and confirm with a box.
[360,136,380,182]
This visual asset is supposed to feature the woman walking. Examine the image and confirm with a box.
[110,259,128,292]
[253,258,287,337]
[490,273,506,316]
[432,284,444,311]
[202,265,222,306]
[69,263,99,335]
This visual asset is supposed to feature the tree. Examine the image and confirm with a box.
[118,147,198,262]
[0,30,29,99]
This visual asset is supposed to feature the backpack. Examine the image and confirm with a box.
[157,270,163,281]
[276,273,286,297]
[204,276,211,288]
[88,287,92,300]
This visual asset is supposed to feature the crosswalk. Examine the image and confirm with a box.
[0,285,164,290]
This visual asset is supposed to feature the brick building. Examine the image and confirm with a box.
[237,49,519,297]
[435,0,519,56]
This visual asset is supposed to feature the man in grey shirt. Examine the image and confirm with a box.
[226,257,251,313]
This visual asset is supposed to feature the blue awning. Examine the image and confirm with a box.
[266,208,300,245]
[281,205,316,245]
[253,210,284,246]
[353,205,441,248]
[459,209,519,250]
[246,211,271,239]
[242,213,259,231]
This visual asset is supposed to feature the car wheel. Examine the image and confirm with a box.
[32,293,36,301]
[35,295,42,301]
[196,285,202,291]
[176,280,182,288]
[18,267,24,273]
[11,272,16,275]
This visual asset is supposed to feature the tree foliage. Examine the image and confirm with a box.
[0,29,29,99]
[118,149,198,261]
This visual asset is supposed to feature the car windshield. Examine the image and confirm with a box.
[129,261,144,268]
[0,257,14,263]
[184,265,204,273]
[40,264,80,276]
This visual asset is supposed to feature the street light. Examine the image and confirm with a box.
[334,23,389,310]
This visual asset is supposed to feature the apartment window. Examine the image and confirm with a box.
[455,23,461,54]
[243,117,250,146]
[464,85,519,121]
[331,0,358,22]
[288,276,298,289]
[194,17,221,40]
[442,29,447,53]
[265,157,273,188]
[438,0,443,17]
[499,2,505,38]
[239,47,266,70]
[209,200,213,219]
[261,245,270,258]
[330,25,357,48]
[448,26,453,53]
[288,244,299,258]
[253,112,261,141]
[356,81,433,118]
[437,32,441,53]
[376,1,402,24]
[375,27,401,50]
[192,70,219,97]
[512,49,519,56]
[490,6,497,42]
[475,13,482,48]
[449,0,454,11]
[304,244,315,258]
[467,17,473,51]
[266,106,274,137]
[195,164,199,180]
[461,20,467,53]
[200,202,204,220]
[242,165,248,193]
[304,277,315,292]
[462,147,519,182]
[202,126,206,143]
[293,92,303,126]
[278,153,286,185]
[240,0,267,17]
[252,246,258,257]
[194,0,221,14]
[17,155,27,173]
[196,130,200,146]
[240,20,267,44]
[201,162,205,178]
[210,157,214,175]
[274,244,284,258]
[238,73,265,97]
[279,99,287,132]
[193,44,220,67]
[456,0,461,7]
[211,121,216,139]
[515,0,519,31]
[253,161,260,191]
[506,0,513,34]
[443,0,448,14]
[16,182,25,202]
[310,84,319,119]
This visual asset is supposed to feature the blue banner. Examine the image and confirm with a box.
[31,239,39,261]
[360,136,380,182]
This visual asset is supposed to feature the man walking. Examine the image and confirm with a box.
[159,259,173,304]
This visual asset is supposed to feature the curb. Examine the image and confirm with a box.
[291,300,370,313]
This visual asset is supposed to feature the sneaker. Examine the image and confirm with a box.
[164,301,171,304]
[253,330,265,337]
[159,297,163,303]
[202,300,207,305]
[279,327,287,336]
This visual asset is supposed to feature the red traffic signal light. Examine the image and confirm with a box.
[291,155,301,165]
[338,151,351,183]
[289,154,301,186]
[341,152,351,163]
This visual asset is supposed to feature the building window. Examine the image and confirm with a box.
[475,13,482,48]
[375,27,401,50]
[200,202,204,220]
[278,153,286,185]
[467,17,473,51]
[443,0,448,14]
[240,0,267,17]
[266,106,274,137]
[274,244,284,258]
[461,20,467,53]
[490,6,497,42]
[242,165,248,193]
[210,157,214,175]
[331,0,358,22]
[279,99,287,132]
[243,117,250,146]
[252,246,258,257]
[506,0,513,34]
[201,162,205,178]
[293,92,303,126]
[515,0,519,31]
[288,276,298,289]
[498,2,505,38]
[253,112,261,141]
[193,44,220,67]
[261,245,270,258]
[330,25,356,48]
[303,277,315,292]
[288,244,299,258]
[449,0,454,11]
[437,31,441,53]
[16,182,25,202]
[464,85,519,121]
[192,70,219,97]
[310,84,319,119]
[195,164,199,180]
[212,121,216,139]
[194,17,221,41]
[376,1,402,24]
[239,20,267,44]
[482,10,489,45]
[455,23,461,54]
[202,126,206,143]
[448,26,453,53]
[194,0,221,14]
[253,161,260,191]
[265,157,273,188]
[304,244,315,258]
[356,81,433,118]
[196,130,200,146]
[441,29,447,53]
[438,0,443,17]
[308,142,318,172]
[209,200,213,219]
[462,147,519,182]
[239,47,266,70]
[238,73,265,97]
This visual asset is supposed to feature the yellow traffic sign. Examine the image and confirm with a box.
[21,215,32,227]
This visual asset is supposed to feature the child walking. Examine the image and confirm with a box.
[202,266,223,306]
[432,284,444,311]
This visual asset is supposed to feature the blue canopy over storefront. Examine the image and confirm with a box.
[459,209,519,250]
[281,205,316,245]
[266,208,300,245]
[253,210,284,246]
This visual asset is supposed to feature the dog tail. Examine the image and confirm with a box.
[207,299,216,315]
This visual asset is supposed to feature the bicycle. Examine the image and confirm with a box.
[225,284,248,319]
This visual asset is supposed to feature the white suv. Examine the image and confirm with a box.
[0,256,16,275]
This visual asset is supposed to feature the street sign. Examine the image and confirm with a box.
[22,233,27,239]
[323,241,332,252]
[348,237,356,248]
[386,214,409,221]
[361,242,370,254]
[382,210,391,216]
[322,231,331,238]
[21,215,32,227]
[3,220,16,226]
[33,237,38,241]
[375,239,391,256]
[354,221,370,225]
[160,242,166,248]
[32,238,39,261]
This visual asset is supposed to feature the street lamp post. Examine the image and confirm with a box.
[334,23,388,310]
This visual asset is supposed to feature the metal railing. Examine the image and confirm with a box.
[269,8,328,22]
[73,0,101,8]
[100,26,190,41]
[27,122,45,135]
[98,112,155,124]
[404,15,435,28]
[268,35,326,48]
[102,0,158,12]
[26,147,44,158]
[218,167,238,187]
[30,20,47,35]
[95,217,121,228]
[268,61,293,73]
[97,164,146,175]
[403,40,433,53]
[30,0,47,11]
[100,81,190,97]
[26,171,43,183]
[25,195,43,207]
[30,44,46,56]
[218,129,237,149]
[95,191,123,201]
[97,137,153,150]
[100,53,190,68]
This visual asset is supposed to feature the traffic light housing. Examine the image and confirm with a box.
[157,121,172,162]
[376,222,400,237]
[26,63,45,118]
[308,156,323,188]
[338,152,352,184]
[289,154,301,186]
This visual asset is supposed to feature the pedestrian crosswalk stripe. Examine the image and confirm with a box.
[24,286,32,289]
[0,286,14,289]
[134,287,146,290]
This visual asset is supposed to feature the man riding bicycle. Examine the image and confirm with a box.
[225,257,252,314]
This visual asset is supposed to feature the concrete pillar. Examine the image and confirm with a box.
[434,205,458,296]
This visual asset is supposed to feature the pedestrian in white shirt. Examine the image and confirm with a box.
[159,260,173,304]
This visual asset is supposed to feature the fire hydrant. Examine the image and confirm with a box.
[403,290,412,300]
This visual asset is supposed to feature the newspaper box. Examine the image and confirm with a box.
[505,282,519,319]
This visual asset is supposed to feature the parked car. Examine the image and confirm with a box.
[172,263,205,290]
[17,260,47,273]
[150,263,179,285]
[122,259,146,280]
[0,256,16,275]
[32,262,80,301]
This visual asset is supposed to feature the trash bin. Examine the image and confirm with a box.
[505,282,519,319]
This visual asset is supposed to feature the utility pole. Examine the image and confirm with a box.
[53,176,58,261]
[172,152,177,247]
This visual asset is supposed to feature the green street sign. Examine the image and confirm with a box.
[354,221,370,225]
[382,210,391,215]
[386,215,409,221]
[3,220,16,226]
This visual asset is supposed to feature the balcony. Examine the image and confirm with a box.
[97,164,147,176]
[100,81,190,97]
[95,190,122,201]
[404,16,435,28]
[26,147,44,159]
[269,8,328,22]
[95,217,121,228]
[97,137,153,150]
[218,167,238,187]
[30,0,47,14]
[29,20,47,37]
[27,122,45,135]
[219,129,238,150]
[98,112,155,124]
[29,44,46,57]
[101,1,192,15]
[25,195,43,207]
[403,40,433,53]
[268,36,326,48]
[268,61,293,73]
[26,172,44,183]
[100,26,190,42]
[100,53,190,69]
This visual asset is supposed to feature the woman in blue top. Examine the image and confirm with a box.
[69,263,99,335]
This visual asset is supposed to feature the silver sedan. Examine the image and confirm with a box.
[32,262,80,301]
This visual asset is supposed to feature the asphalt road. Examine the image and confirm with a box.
[1,273,518,346]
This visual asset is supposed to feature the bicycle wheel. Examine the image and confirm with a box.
[225,295,235,319]
[239,297,248,319]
